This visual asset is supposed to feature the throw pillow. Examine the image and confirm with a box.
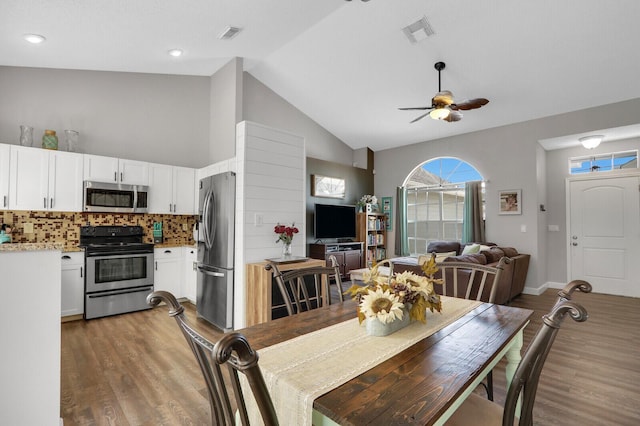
[461,243,481,255]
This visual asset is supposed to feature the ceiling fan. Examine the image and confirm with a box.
[399,62,489,123]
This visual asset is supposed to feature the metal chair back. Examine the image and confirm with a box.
[147,291,278,426]
[265,255,343,316]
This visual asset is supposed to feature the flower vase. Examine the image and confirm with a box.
[19,125,34,146]
[366,306,411,337]
[282,242,292,258]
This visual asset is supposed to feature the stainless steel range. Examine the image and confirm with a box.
[80,225,154,319]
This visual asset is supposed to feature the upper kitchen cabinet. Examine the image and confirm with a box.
[83,154,149,186]
[9,146,83,212]
[148,163,195,214]
[0,144,9,210]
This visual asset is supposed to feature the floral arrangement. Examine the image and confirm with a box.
[345,254,442,325]
[357,194,377,208]
[274,223,299,245]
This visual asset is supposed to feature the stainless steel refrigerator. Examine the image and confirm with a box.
[196,171,236,331]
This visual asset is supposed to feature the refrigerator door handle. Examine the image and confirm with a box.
[202,189,213,250]
[197,266,225,278]
[209,190,217,246]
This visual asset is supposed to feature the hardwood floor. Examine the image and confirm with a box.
[60,289,640,425]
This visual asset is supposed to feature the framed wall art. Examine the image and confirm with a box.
[381,196,393,231]
[498,189,522,215]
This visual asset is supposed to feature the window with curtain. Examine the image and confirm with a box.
[404,158,483,256]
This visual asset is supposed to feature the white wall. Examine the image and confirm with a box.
[0,66,210,168]
[234,121,306,329]
[376,98,640,293]
[243,72,353,166]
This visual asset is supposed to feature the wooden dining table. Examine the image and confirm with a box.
[236,298,533,426]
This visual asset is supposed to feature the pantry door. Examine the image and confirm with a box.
[568,175,640,297]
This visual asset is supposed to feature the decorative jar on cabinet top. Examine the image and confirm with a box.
[42,129,58,150]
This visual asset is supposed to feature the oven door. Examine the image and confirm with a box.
[86,251,154,293]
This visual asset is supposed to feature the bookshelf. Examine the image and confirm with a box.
[356,212,388,266]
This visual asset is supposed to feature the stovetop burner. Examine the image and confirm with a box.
[79,225,153,253]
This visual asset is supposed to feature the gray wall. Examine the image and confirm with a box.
[0,66,210,167]
[376,98,640,293]
[306,156,374,247]
[209,58,243,164]
[243,72,354,166]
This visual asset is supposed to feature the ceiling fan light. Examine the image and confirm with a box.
[429,108,450,120]
[579,135,603,149]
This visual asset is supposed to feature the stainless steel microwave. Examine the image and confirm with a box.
[83,181,149,213]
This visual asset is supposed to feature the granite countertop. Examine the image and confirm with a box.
[0,242,65,252]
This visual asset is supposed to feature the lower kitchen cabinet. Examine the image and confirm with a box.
[61,252,84,317]
[183,246,197,303]
[154,247,183,298]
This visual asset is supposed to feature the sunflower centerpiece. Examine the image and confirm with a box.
[345,254,443,336]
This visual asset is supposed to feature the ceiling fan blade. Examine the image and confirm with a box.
[443,110,463,122]
[450,98,489,111]
[410,111,431,123]
[398,106,432,111]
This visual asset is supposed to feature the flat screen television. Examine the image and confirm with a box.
[314,203,356,240]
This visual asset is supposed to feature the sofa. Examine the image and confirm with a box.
[391,241,530,305]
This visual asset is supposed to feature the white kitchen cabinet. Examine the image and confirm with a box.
[148,163,195,214]
[9,145,83,211]
[61,252,84,317]
[154,247,183,298]
[83,154,149,186]
[0,144,10,210]
[183,246,197,303]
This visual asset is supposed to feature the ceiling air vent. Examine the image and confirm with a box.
[402,16,435,44]
[218,26,242,40]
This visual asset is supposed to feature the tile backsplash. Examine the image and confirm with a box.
[1,210,196,251]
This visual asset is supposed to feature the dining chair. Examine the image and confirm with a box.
[436,256,511,304]
[444,298,590,426]
[147,291,278,426]
[265,255,344,316]
[436,256,511,400]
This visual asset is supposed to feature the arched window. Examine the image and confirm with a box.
[403,157,484,255]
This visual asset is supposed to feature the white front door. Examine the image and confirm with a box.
[568,175,640,297]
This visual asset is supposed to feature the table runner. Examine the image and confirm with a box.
[243,296,482,425]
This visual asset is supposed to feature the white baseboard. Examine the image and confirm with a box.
[522,281,567,296]
[522,283,549,296]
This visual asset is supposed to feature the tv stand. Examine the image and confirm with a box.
[309,242,364,278]
[337,238,353,243]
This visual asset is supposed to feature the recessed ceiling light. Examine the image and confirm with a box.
[168,49,183,57]
[24,34,46,44]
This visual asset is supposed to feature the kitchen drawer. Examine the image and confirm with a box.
[154,247,182,260]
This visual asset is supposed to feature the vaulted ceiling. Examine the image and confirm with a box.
[3,0,640,151]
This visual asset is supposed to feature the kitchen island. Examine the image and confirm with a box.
[0,243,63,426]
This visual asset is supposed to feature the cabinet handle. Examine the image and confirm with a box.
[173,204,176,212]
[114,171,117,182]
[50,198,53,209]
[155,261,158,270]
[169,203,173,212]
[3,195,6,207]
[62,255,71,260]
[80,267,83,278]
[164,250,172,254]
[44,197,47,208]
[120,172,123,182]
